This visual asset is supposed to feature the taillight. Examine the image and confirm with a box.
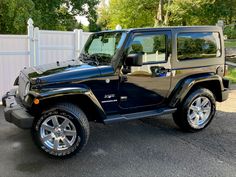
[224,65,228,76]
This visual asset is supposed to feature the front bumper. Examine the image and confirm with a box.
[2,89,34,129]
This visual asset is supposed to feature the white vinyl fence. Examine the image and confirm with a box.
[0,35,29,100]
[0,19,91,99]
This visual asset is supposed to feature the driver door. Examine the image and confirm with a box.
[118,31,172,111]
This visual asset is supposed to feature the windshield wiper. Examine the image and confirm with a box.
[79,53,99,66]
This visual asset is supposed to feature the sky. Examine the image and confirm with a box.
[76,15,89,26]
[76,0,109,26]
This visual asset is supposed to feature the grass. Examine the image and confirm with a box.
[225,39,236,48]
[226,66,236,83]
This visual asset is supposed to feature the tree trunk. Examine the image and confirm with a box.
[164,0,172,26]
[155,0,164,27]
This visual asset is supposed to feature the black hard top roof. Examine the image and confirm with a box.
[95,26,222,34]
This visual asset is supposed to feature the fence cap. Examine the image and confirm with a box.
[116,24,122,30]
[216,20,224,28]
[27,18,34,26]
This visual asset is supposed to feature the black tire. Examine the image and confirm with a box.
[173,88,216,132]
[32,102,89,158]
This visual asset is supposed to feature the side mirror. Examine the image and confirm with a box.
[125,53,143,66]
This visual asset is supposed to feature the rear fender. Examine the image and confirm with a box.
[169,73,224,107]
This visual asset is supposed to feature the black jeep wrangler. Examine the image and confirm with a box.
[2,26,230,158]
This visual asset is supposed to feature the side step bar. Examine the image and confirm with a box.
[104,107,177,124]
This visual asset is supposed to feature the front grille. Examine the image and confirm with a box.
[18,72,28,100]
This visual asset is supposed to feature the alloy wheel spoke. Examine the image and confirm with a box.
[61,119,70,129]
[51,116,59,127]
[199,112,205,120]
[189,112,196,120]
[62,138,71,147]
[203,106,211,112]
[201,98,209,107]
[190,105,199,112]
[54,138,60,150]
[64,129,77,136]
[41,123,54,132]
[193,115,200,125]
[42,134,53,142]
[196,97,202,107]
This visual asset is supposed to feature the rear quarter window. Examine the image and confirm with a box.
[177,32,221,60]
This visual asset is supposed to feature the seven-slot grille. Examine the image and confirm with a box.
[18,72,29,100]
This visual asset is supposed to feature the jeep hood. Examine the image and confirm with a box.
[21,60,114,85]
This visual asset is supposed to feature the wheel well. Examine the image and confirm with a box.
[188,80,222,101]
[31,94,105,122]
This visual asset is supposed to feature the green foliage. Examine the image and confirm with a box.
[32,0,100,31]
[226,66,236,83]
[168,0,236,26]
[224,26,236,39]
[86,0,101,32]
[0,0,100,34]
[98,0,156,29]
[97,0,236,30]
[97,0,110,30]
[0,0,38,34]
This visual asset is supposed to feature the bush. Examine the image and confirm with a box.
[224,25,236,39]
[226,66,236,83]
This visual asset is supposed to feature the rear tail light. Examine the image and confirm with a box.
[224,65,228,76]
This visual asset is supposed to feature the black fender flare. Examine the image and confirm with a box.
[28,87,106,121]
[168,73,225,107]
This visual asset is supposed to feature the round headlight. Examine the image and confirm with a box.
[24,82,30,96]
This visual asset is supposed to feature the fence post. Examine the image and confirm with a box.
[216,20,224,29]
[34,27,40,65]
[74,29,79,59]
[27,18,35,66]
[76,29,83,57]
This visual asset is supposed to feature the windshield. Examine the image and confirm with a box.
[80,32,127,66]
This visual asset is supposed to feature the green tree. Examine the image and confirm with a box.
[98,0,236,29]
[77,22,84,29]
[168,0,236,26]
[0,0,39,34]
[32,0,100,31]
[98,0,156,29]
[86,0,101,31]
[97,0,110,30]
[0,0,100,34]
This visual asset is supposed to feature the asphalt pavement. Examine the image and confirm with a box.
[0,89,235,177]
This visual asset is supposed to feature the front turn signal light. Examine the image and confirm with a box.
[33,98,40,105]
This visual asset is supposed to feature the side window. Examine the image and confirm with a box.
[128,34,167,63]
[177,32,221,60]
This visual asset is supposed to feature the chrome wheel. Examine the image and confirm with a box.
[187,96,212,129]
[40,115,77,151]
